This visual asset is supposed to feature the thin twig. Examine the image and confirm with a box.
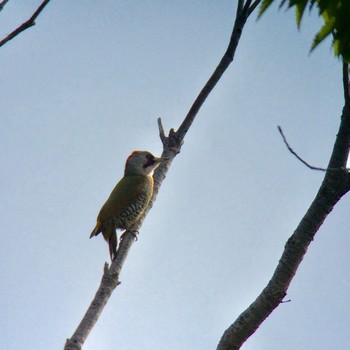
[176,0,261,140]
[277,126,327,171]
[0,0,51,47]
[157,117,166,145]
[278,125,350,172]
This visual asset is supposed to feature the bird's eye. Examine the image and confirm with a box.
[143,153,155,168]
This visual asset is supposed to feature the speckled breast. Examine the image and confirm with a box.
[114,192,151,229]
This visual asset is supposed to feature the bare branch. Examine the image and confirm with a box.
[0,0,10,12]
[0,0,51,48]
[343,62,350,108]
[65,1,262,348]
[64,234,132,349]
[237,0,244,16]
[175,0,261,141]
[243,0,252,12]
[277,126,327,171]
[242,0,253,14]
[216,64,350,350]
[248,0,262,16]
[157,117,167,145]
[278,125,350,172]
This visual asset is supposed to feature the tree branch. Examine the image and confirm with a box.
[176,0,262,141]
[64,237,131,350]
[236,0,244,17]
[343,62,350,109]
[0,0,51,48]
[157,117,167,145]
[247,0,262,16]
[326,64,350,171]
[277,125,328,171]
[216,62,350,350]
[64,1,260,348]
[0,0,10,12]
[278,125,350,172]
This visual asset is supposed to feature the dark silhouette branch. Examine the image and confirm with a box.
[278,125,350,172]
[216,61,350,350]
[278,126,328,171]
[64,1,260,349]
[326,64,350,172]
[237,0,244,16]
[0,0,10,12]
[343,62,350,110]
[0,0,51,48]
[247,0,261,16]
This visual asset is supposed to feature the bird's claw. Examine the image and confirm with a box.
[120,230,139,242]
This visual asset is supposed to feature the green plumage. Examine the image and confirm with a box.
[90,174,153,260]
[90,150,164,260]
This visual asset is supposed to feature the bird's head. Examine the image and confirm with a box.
[124,151,165,176]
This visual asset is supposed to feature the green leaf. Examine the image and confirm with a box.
[295,1,308,28]
[258,0,275,17]
[310,17,334,52]
[333,38,340,57]
[258,0,350,62]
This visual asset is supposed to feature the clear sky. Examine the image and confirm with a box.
[1,1,349,350]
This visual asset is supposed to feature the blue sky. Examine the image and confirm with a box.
[1,1,349,350]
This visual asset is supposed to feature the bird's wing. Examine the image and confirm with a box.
[97,175,152,225]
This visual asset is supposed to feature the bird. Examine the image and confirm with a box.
[90,150,165,261]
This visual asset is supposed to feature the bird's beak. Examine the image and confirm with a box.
[154,156,169,163]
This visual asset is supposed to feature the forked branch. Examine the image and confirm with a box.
[0,0,51,47]
[64,1,261,349]
[176,0,262,140]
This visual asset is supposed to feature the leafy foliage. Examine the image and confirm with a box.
[259,0,350,62]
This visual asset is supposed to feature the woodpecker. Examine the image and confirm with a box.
[90,151,164,260]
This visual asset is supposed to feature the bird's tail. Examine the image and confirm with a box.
[90,222,101,238]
